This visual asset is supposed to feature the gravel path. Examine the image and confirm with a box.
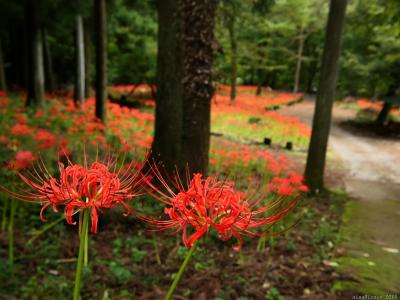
[280,97,400,201]
[280,96,400,294]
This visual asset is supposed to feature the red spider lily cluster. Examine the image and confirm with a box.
[356,98,400,117]
[139,166,299,250]
[7,151,36,170]
[6,151,145,233]
[268,172,309,196]
[0,89,308,247]
[215,85,303,110]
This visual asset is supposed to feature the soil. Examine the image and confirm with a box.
[0,195,345,300]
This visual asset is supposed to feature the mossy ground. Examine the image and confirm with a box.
[334,199,400,295]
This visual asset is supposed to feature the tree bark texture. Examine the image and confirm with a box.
[151,0,183,173]
[304,0,348,192]
[180,0,217,175]
[151,0,217,175]
[95,0,107,123]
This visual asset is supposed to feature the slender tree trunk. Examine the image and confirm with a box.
[151,0,183,173]
[25,0,45,108]
[76,13,85,106]
[227,17,237,101]
[304,0,348,192]
[293,27,305,93]
[94,0,107,123]
[256,67,263,96]
[376,102,392,125]
[42,28,55,93]
[84,19,92,98]
[180,0,217,175]
[25,1,34,103]
[33,28,45,107]
[0,39,7,92]
[306,58,318,93]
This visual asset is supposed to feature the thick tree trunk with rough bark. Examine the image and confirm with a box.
[42,28,55,93]
[76,13,85,106]
[293,27,305,93]
[94,0,107,123]
[180,0,217,175]
[0,39,7,92]
[151,0,183,173]
[305,0,347,192]
[151,0,217,175]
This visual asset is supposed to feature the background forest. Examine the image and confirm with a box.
[0,0,399,98]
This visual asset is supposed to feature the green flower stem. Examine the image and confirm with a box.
[84,221,89,267]
[73,209,89,300]
[238,249,245,265]
[256,236,266,251]
[1,198,8,233]
[165,243,197,300]
[152,232,161,265]
[8,198,16,265]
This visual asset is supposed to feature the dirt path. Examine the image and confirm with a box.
[280,97,400,295]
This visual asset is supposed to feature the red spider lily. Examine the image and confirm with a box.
[34,129,56,149]
[268,173,309,196]
[10,151,36,170]
[139,165,298,250]
[4,150,146,233]
[10,124,32,136]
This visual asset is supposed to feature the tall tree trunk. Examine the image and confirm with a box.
[180,0,217,175]
[151,0,217,175]
[9,26,25,88]
[42,28,56,93]
[33,28,45,107]
[306,57,318,93]
[0,39,7,92]
[25,1,34,103]
[304,0,347,192]
[256,67,264,96]
[227,16,237,101]
[76,13,85,106]
[84,19,92,98]
[26,0,45,108]
[376,102,392,125]
[94,0,107,123]
[293,27,305,93]
[151,0,183,173]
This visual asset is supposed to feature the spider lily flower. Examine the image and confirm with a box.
[3,149,146,233]
[139,165,299,250]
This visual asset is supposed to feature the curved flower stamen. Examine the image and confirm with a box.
[2,149,146,233]
[139,165,300,250]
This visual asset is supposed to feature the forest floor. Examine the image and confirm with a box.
[280,96,400,296]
